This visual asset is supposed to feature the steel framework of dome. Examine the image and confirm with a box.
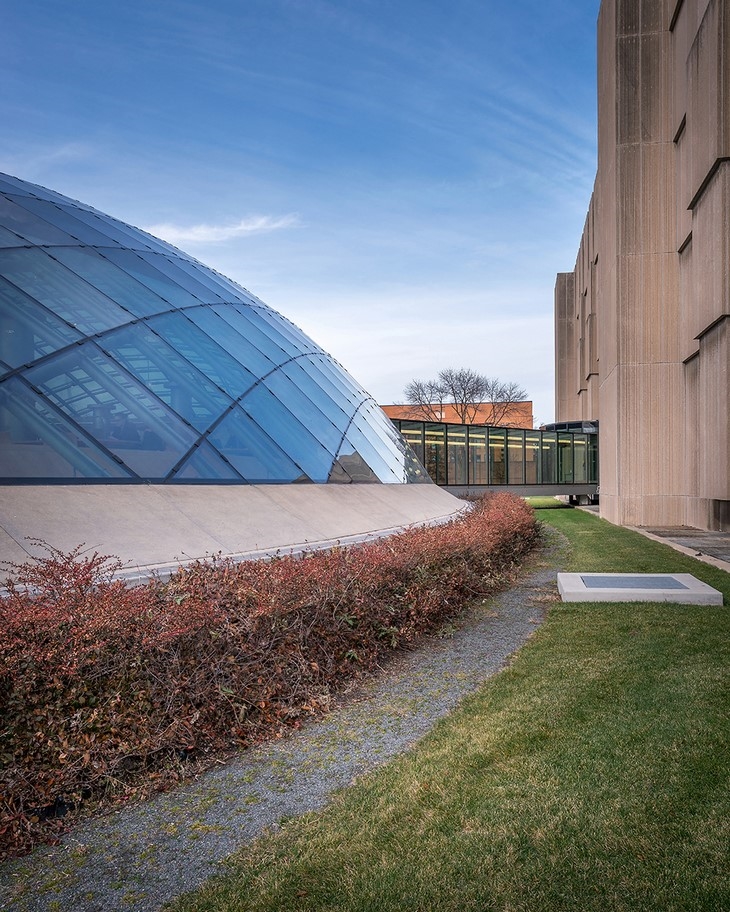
[0,173,428,486]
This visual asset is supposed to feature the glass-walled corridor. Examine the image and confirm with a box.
[391,419,599,488]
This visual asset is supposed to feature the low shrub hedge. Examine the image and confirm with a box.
[0,492,538,858]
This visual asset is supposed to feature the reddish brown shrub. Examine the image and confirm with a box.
[0,493,538,857]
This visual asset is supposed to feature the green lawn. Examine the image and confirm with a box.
[169,509,730,912]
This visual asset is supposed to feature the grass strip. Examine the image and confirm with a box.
[168,508,730,912]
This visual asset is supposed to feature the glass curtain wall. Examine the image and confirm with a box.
[467,426,488,484]
[446,424,467,485]
[488,428,506,484]
[391,419,598,488]
[424,423,447,485]
[507,429,525,485]
[525,431,541,484]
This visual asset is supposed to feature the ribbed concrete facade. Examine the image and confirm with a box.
[556,0,730,531]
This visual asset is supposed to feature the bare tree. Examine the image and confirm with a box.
[403,369,527,426]
[437,367,488,423]
[402,378,446,421]
[480,378,528,426]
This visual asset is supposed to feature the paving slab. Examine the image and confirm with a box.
[557,572,723,604]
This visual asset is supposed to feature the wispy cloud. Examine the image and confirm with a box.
[0,141,96,180]
[142,214,299,244]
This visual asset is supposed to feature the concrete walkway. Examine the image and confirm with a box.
[577,506,730,572]
[637,526,730,570]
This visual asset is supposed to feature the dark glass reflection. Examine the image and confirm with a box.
[102,249,202,309]
[26,344,200,477]
[0,248,131,334]
[10,196,120,247]
[186,306,277,378]
[0,376,132,479]
[0,195,78,246]
[0,278,82,367]
[263,368,344,454]
[51,248,171,318]
[172,440,243,481]
[148,311,257,400]
[206,406,307,483]
[239,383,334,482]
[0,224,25,247]
[98,324,235,433]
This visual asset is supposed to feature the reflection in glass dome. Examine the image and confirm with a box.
[0,173,428,485]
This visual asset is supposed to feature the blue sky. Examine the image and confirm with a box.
[2,0,600,425]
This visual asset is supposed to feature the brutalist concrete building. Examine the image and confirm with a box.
[556,0,729,531]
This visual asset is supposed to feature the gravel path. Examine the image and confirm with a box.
[0,531,564,912]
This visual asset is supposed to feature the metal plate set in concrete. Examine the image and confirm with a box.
[557,573,723,605]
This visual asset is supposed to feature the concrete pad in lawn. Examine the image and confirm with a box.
[557,572,723,605]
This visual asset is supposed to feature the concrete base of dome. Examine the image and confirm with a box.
[0,484,466,583]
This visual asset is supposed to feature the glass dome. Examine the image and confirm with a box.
[0,173,428,485]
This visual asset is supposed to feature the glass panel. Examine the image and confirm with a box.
[156,255,231,303]
[189,268,258,306]
[295,355,361,416]
[101,248,203,309]
[210,305,289,366]
[489,428,507,484]
[353,409,428,483]
[0,195,78,246]
[467,426,488,485]
[141,253,226,304]
[247,306,318,355]
[399,420,425,467]
[148,311,257,400]
[507,429,525,485]
[0,376,132,479]
[26,344,200,478]
[185,306,277,378]
[279,359,351,434]
[171,440,243,480]
[238,383,333,481]
[0,176,34,197]
[328,441,378,483]
[0,247,132,334]
[447,424,468,485]
[262,368,343,454]
[588,435,599,484]
[9,195,120,246]
[219,305,293,361]
[425,423,447,485]
[525,431,541,484]
[206,406,307,482]
[558,433,574,483]
[338,410,402,483]
[375,408,428,482]
[541,432,558,484]
[98,324,234,433]
[51,247,171,318]
[0,223,27,248]
[56,204,156,252]
[0,277,82,367]
[573,433,588,484]
[0,174,75,205]
[315,354,367,405]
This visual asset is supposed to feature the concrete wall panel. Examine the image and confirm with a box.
[690,162,730,338]
[688,0,730,198]
[0,484,466,581]
[698,318,730,500]
[557,0,729,531]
